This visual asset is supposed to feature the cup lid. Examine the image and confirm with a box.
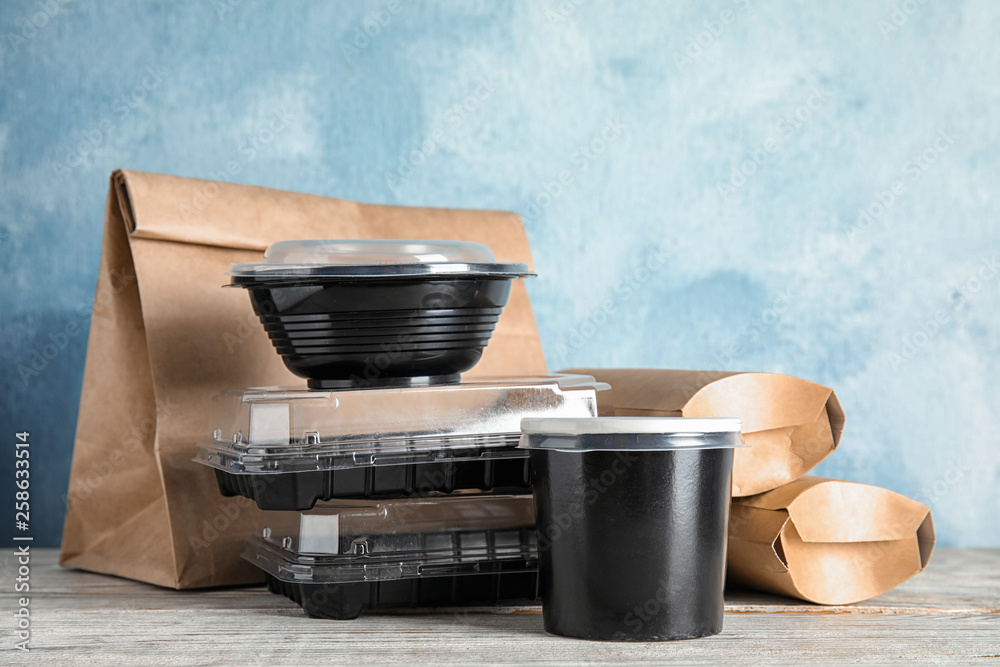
[519,416,744,451]
[521,416,743,435]
[230,239,533,280]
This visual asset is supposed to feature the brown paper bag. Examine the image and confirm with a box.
[60,169,547,589]
[562,368,845,496]
[727,476,935,604]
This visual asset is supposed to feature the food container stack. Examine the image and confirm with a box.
[194,240,607,617]
[191,237,926,637]
[245,496,539,619]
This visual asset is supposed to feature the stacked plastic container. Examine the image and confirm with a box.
[194,240,607,619]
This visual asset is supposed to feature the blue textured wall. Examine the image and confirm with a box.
[1,0,997,548]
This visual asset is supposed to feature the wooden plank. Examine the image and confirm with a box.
[2,549,998,666]
[4,548,997,613]
[727,548,1000,615]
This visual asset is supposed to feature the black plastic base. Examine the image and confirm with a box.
[265,569,540,620]
[215,456,532,510]
[306,373,461,390]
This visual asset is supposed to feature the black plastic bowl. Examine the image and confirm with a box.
[231,240,533,388]
[241,277,514,388]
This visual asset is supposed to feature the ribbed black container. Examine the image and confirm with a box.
[241,277,512,388]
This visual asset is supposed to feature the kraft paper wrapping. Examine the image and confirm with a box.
[60,169,547,589]
[727,477,935,605]
[562,368,845,496]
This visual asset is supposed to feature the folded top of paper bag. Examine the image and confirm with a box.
[728,476,935,605]
[737,475,932,543]
[562,369,845,496]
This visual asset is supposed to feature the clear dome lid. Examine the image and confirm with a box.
[243,495,538,585]
[230,239,533,281]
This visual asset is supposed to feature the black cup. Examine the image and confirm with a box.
[519,417,742,641]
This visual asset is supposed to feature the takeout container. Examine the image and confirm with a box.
[243,495,539,619]
[519,417,743,641]
[194,375,607,510]
[230,240,534,388]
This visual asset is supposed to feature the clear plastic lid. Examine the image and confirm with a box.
[519,416,745,452]
[243,495,537,583]
[230,239,533,280]
[256,495,534,555]
[194,375,608,474]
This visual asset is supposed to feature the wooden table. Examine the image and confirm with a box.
[2,548,997,665]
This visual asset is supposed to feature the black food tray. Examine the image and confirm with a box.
[265,567,539,620]
[215,455,532,510]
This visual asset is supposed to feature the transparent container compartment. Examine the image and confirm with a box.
[244,495,539,619]
[195,375,607,510]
